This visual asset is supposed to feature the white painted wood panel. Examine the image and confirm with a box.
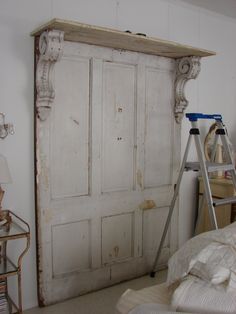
[144,67,174,188]
[52,220,91,276]
[102,62,136,193]
[143,207,170,266]
[51,57,90,198]
[102,213,133,264]
[35,41,180,305]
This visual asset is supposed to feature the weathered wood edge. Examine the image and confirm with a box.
[31,18,216,59]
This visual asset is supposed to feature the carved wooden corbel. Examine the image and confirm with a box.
[36,30,64,121]
[174,56,201,123]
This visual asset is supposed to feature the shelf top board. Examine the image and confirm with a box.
[31,18,215,59]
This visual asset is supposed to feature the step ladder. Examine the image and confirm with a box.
[150,112,236,277]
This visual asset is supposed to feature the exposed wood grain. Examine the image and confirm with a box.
[31,18,215,58]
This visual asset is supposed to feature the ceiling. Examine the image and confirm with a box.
[181,0,236,19]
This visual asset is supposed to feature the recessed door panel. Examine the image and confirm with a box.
[144,67,174,188]
[52,220,91,276]
[102,62,136,193]
[51,57,90,199]
[102,213,134,264]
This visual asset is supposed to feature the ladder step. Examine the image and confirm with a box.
[213,196,236,207]
[185,162,201,171]
[185,161,235,173]
[207,162,235,173]
[151,114,236,277]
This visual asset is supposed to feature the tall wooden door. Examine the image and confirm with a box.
[35,41,180,305]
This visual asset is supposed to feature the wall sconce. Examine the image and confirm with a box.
[0,113,14,139]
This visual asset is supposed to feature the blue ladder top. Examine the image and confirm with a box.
[186,113,222,122]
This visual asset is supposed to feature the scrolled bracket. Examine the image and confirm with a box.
[36,30,64,121]
[174,56,201,123]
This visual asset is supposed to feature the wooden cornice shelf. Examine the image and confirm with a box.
[31,18,215,59]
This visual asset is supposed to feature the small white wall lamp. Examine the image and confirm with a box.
[0,113,14,139]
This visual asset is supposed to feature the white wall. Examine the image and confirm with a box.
[1,0,236,309]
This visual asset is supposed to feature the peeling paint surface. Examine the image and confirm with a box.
[43,209,53,223]
[102,213,133,264]
[70,116,80,126]
[139,199,156,210]
[113,245,120,257]
[137,169,143,189]
[35,39,178,305]
[39,153,49,191]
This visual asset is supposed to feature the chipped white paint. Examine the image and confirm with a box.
[143,207,171,266]
[50,57,90,198]
[52,220,91,276]
[102,62,136,193]
[35,40,180,305]
[139,200,156,210]
[174,56,201,123]
[102,213,133,264]
[42,208,53,224]
[144,66,174,187]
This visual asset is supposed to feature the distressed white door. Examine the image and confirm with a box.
[36,41,180,305]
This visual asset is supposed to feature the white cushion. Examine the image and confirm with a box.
[171,276,236,314]
[167,222,236,290]
[116,283,173,314]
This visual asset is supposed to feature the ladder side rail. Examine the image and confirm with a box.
[217,121,236,188]
[216,121,233,163]
[194,192,206,235]
[192,121,218,229]
[150,133,193,276]
[195,130,219,234]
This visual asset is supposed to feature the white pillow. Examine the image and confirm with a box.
[167,231,213,286]
[171,276,236,314]
[129,303,173,314]
[167,222,236,288]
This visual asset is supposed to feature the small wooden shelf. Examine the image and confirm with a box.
[31,18,216,58]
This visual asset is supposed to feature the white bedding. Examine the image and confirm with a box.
[117,222,236,314]
[171,275,236,314]
[129,303,180,314]
[168,221,236,313]
[167,221,236,290]
[116,283,173,314]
